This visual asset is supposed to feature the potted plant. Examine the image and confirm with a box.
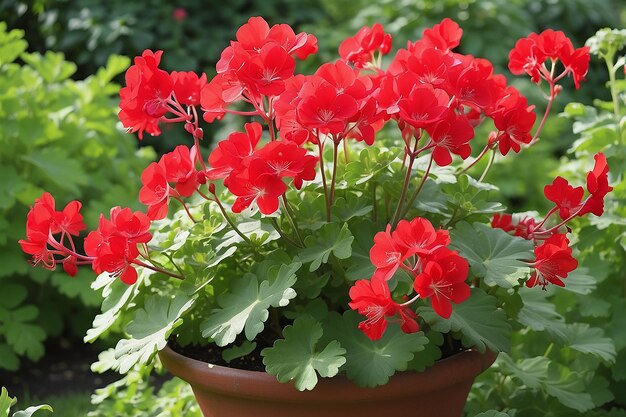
[19,16,612,417]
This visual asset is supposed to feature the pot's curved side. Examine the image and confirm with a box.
[159,346,497,417]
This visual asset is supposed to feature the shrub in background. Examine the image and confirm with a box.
[0,23,153,371]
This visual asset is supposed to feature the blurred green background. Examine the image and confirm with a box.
[0,0,624,415]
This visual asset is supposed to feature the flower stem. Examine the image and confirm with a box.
[269,217,303,248]
[399,294,420,307]
[212,193,252,244]
[173,196,198,223]
[317,138,331,222]
[281,194,303,245]
[530,81,557,144]
[329,140,340,204]
[392,138,421,226]
[400,153,434,219]
[133,259,185,280]
[478,148,496,182]
[460,142,491,174]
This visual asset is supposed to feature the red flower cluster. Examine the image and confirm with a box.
[339,23,392,69]
[140,145,199,220]
[206,122,317,214]
[119,50,207,139]
[373,18,537,159]
[349,217,470,340]
[19,193,86,276]
[274,60,386,145]
[200,17,317,123]
[492,152,611,289]
[85,207,152,285]
[509,29,590,88]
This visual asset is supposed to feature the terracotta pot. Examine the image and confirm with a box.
[159,345,497,417]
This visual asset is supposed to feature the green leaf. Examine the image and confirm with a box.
[0,387,16,417]
[22,148,87,194]
[498,354,594,412]
[0,345,19,371]
[262,317,346,391]
[474,412,513,417]
[114,294,196,373]
[0,23,27,65]
[4,321,45,361]
[588,375,614,407]
[560,324,616,363]
[333,196,372,222]
[517,288,565,338]
[451,222,533,288]
[299,223,354,272]
[222,341,257,364]
[85,271,148,343]
[324,311,428,387]
[406,331,443,372]
[560,267,596,295]
[12,405,53,417]
[345,220,376,281]
[418,288,511,352]
[201,262,301,346]
[20,51,77,83]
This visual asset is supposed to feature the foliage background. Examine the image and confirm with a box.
[0,0,625,416]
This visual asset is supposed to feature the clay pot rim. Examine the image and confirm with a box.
[159,344,498,403]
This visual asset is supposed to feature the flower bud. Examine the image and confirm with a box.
[208,183,216,194]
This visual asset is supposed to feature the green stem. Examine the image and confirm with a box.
[478,148,496,182]
[281,194,303,245]
[317,139,331,222]
[370,182,378,223]
[133,260,185,280]
[269,217,302,248]
[212,194,252,244]
[530,81,557,144]
[329,140,340,205]
[391,152,416,227]
[400,153,434,219]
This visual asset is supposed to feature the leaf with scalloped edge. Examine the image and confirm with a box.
[114,294,195,373]
[299,223,353,272]
[262,317,346,391]
[498,353,594,412]
[201,262,301,346]
[451,222,533,289]
[323,311,428,387]
[418,288,511,353]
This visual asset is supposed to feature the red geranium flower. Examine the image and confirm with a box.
[119,50,174,139]
[427,114,474,166]
[139,162,171,220]
[392,218,449,258]
[398,86,450,130]
[369,225,409,280]
[491,213,515,233]
[581,152,612,216]
[348,275,419,340]
[339,23,392,68]
[413,248,470,319]
[171,71,208,106]
[544,176,584,220]
[159,145,199,198]
[206,122,263,182]
[527,233,577,289]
